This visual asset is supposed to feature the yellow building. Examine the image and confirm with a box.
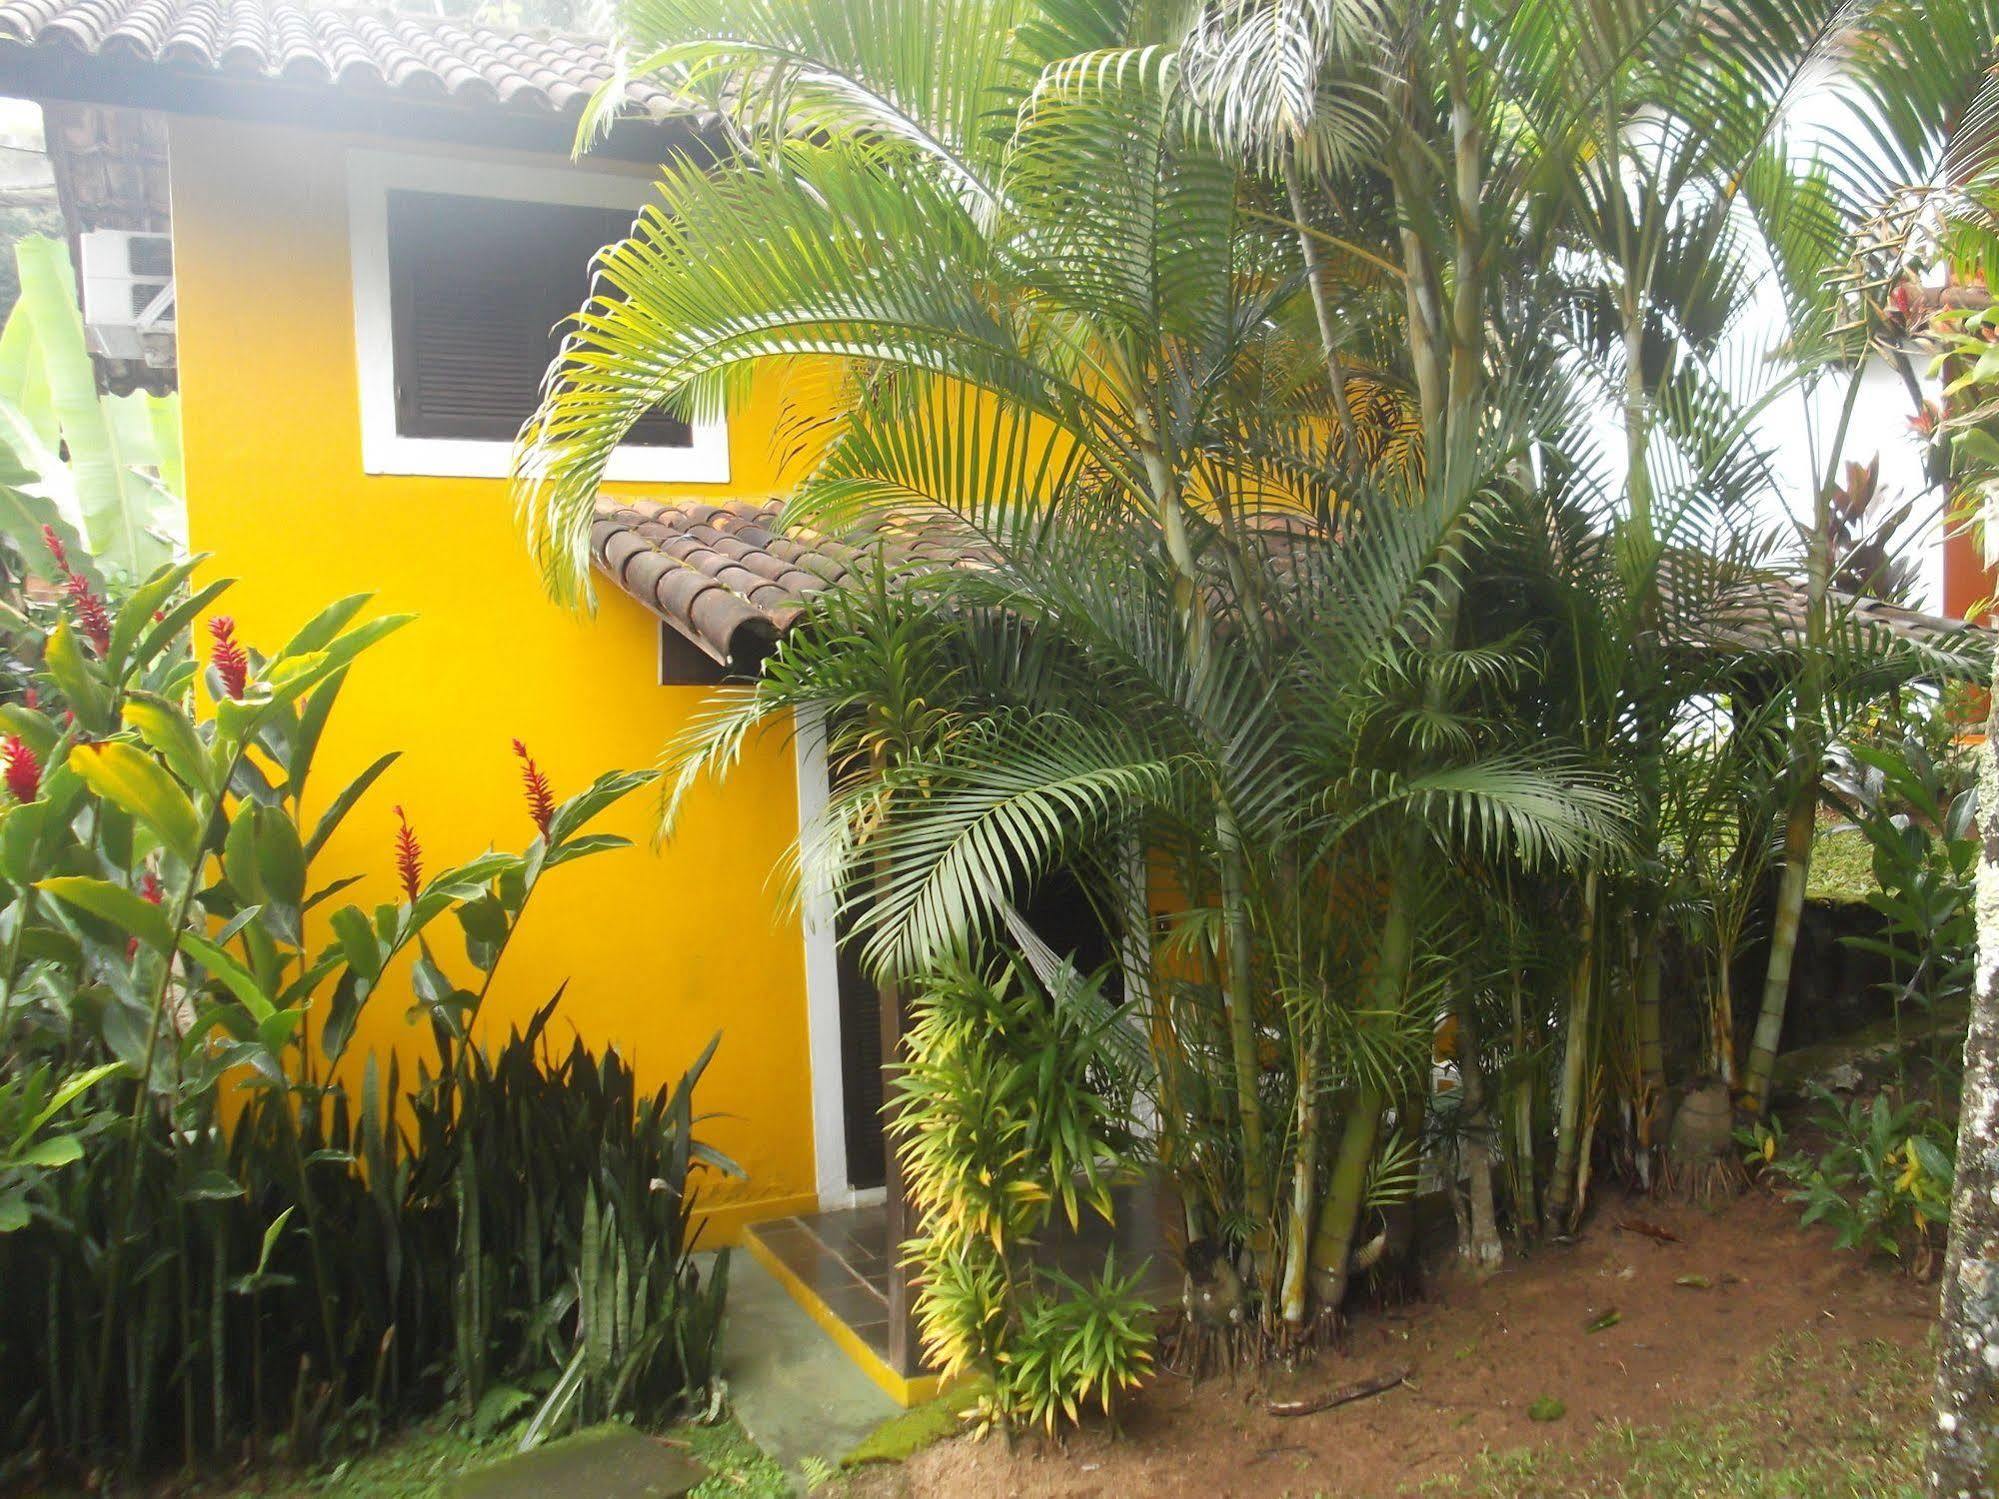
[0,1,891,1260]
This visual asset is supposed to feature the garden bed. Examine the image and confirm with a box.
[848,1188,1933,1497]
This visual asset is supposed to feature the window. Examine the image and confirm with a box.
[348,151,728,482]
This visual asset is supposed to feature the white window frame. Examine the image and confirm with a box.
[345,149,729,483]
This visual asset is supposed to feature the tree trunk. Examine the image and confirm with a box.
[1454,990,1504,1272]
[1279,1038,1320,1327]
[1216,808,1273,1271]
[1308,1084,1384,1313]
[1634,926,1666,1178]
[1546,867,1599,1231]
[1926,729,1999,1498]
[1744,773,1818,1111]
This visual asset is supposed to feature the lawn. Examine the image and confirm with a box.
[1807,825,1879,905]
[1426,1331,1929,1499]
[196,1416,790,1499]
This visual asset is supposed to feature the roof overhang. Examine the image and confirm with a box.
[592,497,1995,684]
[0,44,719,163]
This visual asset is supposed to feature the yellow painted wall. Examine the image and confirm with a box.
[168,114,821,1238]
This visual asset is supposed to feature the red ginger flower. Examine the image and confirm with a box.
[208,616,249,700]
[392,805,423,901]
[66,573,112,656]
[2,735,39,803]
[43,528,111,655]
[126,870,164,960]
[512,739,555,836]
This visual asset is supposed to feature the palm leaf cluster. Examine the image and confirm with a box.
[519,0,1996,1356]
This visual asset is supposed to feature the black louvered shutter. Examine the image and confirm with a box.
[385,189,691,447]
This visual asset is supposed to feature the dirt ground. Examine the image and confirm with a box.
[848,1188,1935,1498]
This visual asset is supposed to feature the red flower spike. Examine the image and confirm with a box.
[512,739,555,836]
[392,805,423,901]
[64,572,112,656]
[40,529,111,655]
[2,735,40,803]
[126,871,165,961]
[208,616,249,700]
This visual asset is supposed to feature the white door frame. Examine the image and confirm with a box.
[793,706,886,1210]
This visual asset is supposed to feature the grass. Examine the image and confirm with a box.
[197,1413,790,1499]
[1807,825,1878,904]
[1424,1331,1929,1498]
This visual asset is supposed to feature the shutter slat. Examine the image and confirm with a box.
[386,189,692,449]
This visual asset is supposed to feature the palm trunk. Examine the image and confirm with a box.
[1546,867,1600,1231]
[1743,775,1817,1111]
[1927,728,1999,1497]
[1308,833,1420,1307]
[1745,368,1863,1112]
[1712,946,1739,1088]
[1308,1084,1384,1313]
[1217,807,1273,1262]
[1454,990,1504,1271]
[1279,1036,1319,1327]
[1635,933,1665,1151]
[1285,154,1359,451]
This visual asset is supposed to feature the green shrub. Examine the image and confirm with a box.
[0,546,732,1482]
[895,954,1154,1434]
[1739,1085,1954,1275]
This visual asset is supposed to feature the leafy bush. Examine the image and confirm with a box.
[1826,733,1976,1054]
[0,544,732,1481]
[895,955,1154,1434]
[1739,1085,1955,1275]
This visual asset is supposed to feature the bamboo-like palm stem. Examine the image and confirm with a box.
[1546,865,1599,1231]
[1284,154,1359,451]
[1744,365,1866,1110]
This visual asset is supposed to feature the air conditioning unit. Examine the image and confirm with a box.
[77,229,174,367]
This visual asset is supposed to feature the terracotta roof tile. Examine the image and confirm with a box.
[593,497,1991,677]
[592,497,994,668]
[0,0,705,126]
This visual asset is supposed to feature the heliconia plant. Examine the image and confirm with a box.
[0,549,730,1482]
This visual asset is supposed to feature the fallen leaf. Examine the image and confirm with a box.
[1584,1308,1622,1333]
[1617,1218,1682,1244]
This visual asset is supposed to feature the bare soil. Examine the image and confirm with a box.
[848,1188,1935,1498]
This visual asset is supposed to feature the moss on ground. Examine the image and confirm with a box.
[839,1381,987,1469]
[1424,1331,1928,1498]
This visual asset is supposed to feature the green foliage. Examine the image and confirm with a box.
[1826,730,1978,1090]
[0,236,181,585]
[0,544,728,1481]
[896,955,1154,1433]
[1739,1086,1956,1272]
[533,0,1995,1362]
[0,1058,122,1230]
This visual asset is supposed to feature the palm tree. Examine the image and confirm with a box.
[516,0,1989,1354]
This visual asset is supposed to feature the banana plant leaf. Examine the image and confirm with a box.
[0,235,181,581]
